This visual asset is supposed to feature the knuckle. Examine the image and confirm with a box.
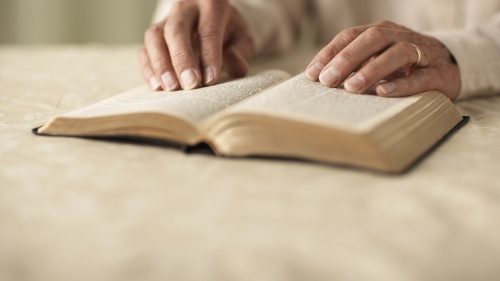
[141,64,154,76]
[151,57,169,69]
[164,20,187,39]
[170,0,189,13]
[200,50,220,65]
[395,42,414,58]
[364,65,381,81]
[375,20,394,27]
[151,59,173,75]
[364,27,384,41]
[144,25,163,41]
[319,45,337,61]
[170,51,190,68]
[199,0,231,22]
[198,25,219,41]
[338,28,358,43]
[403,43,417,59]
[336,51,356,65]
[206,0,229,10]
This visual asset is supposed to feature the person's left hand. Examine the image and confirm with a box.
[305,20,461,100]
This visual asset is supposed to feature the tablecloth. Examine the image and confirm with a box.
[1,45,500,281]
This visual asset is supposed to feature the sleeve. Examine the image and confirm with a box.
[151,0,174,24]
[426,13,500,100]
[229,0,306,55]
[152,0,307,55]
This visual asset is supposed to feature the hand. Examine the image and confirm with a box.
[138,0,254,91]
[305,21,461,100]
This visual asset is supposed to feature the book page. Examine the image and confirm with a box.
[228,73,408,129]
[61,70,291,122]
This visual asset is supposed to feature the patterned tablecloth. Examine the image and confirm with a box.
[1,45,500,281]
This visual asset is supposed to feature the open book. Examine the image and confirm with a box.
[36,70,467,173]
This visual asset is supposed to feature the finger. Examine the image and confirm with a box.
[305,24,371,82]
[376,68,441,97]
[164,1,202,90]
[222,31,254,77]
[138,47,162,91]
[197,0,229,86]
[142,23,179,91]
[319,26,399,88]
[344,42,419,93]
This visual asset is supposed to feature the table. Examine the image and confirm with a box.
[1,45,500,281]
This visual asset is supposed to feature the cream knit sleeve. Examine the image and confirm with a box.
[427,13,500,100]
[229,0,306,55]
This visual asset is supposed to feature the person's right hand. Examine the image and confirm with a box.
[138,0,255,91]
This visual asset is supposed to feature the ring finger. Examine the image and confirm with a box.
[343,41,422,93]
[138,47,162,90]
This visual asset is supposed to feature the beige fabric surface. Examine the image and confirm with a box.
[1,45,500,281]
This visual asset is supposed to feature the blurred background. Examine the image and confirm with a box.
[0,0,158,44]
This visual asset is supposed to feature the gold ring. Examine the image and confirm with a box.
[410,43,422,69]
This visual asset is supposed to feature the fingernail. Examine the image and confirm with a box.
[345,72,365,93]
[161,71,178,91]
[203,66,215,85]
[319,66,340,86]
[149,76,162,91]
[180,69,198,90]
[306,63,324,81]
[378,82,396,95]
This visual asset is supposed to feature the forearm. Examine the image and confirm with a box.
[426,13,500,100]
